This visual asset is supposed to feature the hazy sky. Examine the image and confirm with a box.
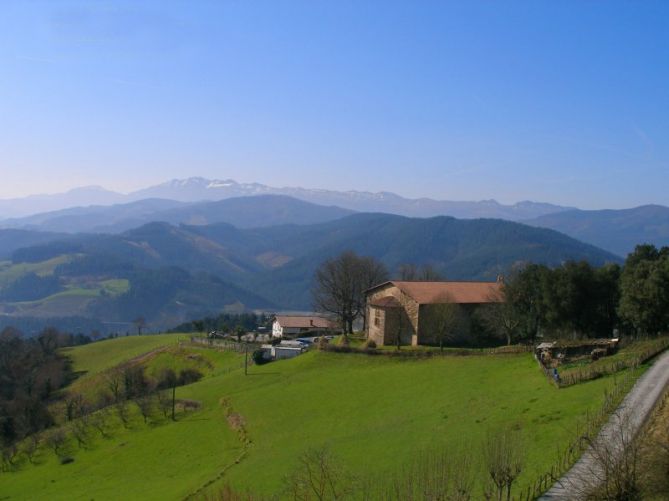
[1,1,668,209]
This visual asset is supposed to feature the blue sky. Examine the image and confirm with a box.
[1,1,667,209]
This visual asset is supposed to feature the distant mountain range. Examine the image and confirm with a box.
[0,212,619,329]
[0,176,666,332]
[525,204,669,257]
[1,184,667,257]
[0,196,354,234]
[0,177,572,220]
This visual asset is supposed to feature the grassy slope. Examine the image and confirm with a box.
[0,338,634,500]
[210,352,619,496]
[62,333,188,379]
[0,256,72,286]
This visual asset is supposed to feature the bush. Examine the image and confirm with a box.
[363,339,377,350]
[179,368,203,386]
[60,456,75,465]
[252,349,270,365]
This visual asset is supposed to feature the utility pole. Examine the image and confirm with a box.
[244,341,248,376]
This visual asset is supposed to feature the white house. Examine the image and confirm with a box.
[271,315,334,339]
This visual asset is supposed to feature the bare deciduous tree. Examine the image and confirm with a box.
[383,447,474,500]
[357,257,389,332]
[483,429,524,501]
[0,444,18,471]
[64,393,88,422]
[398,264,444,281]
[285,446,353,500]
[90,410,110,438]
[105,368,124,403]
[156,389,173,419]
[426,293,466,351]
[45,428,67,459]
[133,316,146,336]
[477,288,519,346]
[115,400,131,428]
[23,432,41,464]
[578,411,642,501]
[71,418,89,449]
[135,395,155,424]
[313,251,386,335]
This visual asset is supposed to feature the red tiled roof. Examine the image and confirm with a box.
[369,281,503,305]
[274,315,334,329]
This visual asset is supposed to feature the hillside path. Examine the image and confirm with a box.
[539,349,669,500]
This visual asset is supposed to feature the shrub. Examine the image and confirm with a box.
[179,368,203,386]
[363,339,377,350]
[252,349,270,365]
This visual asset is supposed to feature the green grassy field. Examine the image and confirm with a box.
[0,336,641,500]
[62,333,188,379]
[0,256,73,287]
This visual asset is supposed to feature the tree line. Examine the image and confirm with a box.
[500,244,669,342]
[170,312,272,335]
[0,327,91,451]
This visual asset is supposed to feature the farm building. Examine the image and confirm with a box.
[259,341,307,361]
[365,280,504,346]
[271,315,335,339]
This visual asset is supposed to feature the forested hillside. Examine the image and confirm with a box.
[526,205,669,257]
[0,213,620,328]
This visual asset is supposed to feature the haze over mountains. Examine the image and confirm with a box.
[525,205,669,258]
[0,196,354,234]
[0,177,571,220]
[0,177,667,257]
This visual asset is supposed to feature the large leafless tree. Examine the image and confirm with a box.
[312,251,387,335]
[426,293,466,351]
[477,288,519,346]
[398,263,444,281]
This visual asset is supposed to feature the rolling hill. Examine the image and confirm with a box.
[526,204,669,257]
[0,213,620,327]
[0,229,70,259]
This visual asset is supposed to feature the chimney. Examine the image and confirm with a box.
[496,274,504,283]
[310,319,314,326]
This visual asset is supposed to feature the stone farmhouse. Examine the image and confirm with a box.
[272,315,335,339]
[365,280,504,346]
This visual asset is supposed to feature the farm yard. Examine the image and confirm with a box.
[0,334,657,500]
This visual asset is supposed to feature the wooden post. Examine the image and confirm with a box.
[244,342,248,376]
[171,384,176,421]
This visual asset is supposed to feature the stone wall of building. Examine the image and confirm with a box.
[366,284,419,346]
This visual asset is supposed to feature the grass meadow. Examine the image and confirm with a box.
[0,334,641,500]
